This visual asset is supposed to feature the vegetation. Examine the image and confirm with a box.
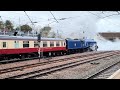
[0,19,62,38]
[16,24,32,33]
[40,26,52,37]
[0,21,4,30]
[4,20,14,31]
[49,31,56,38]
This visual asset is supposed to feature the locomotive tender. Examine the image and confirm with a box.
[0,35,98,60]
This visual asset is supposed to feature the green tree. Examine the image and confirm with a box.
[5,20,14,31]
[40,26,51,37]
[20,24,32,33]
[0,21,4,30]
[48,31,56,38]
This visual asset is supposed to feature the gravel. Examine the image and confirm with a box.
[35,55,120,79]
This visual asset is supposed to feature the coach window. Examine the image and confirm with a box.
[34,41,38,47]
[23,41,29,48]
[43,41,47,47]
[14,41,19,48]
[3,42,6,48]
[56,41,59,46]
[50,41,54,47]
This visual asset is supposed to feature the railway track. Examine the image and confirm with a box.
[0,51,113,64]
[0,51,107,75]
[0,51,101,64]
[1,51,119,79]
[84,61,120,79]
[0,57,39,64]
[34,52,120,79]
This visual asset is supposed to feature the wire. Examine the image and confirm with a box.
[14,11,47,20]
[24,11,35,25]
[49,11,59,23]
[88,11,120,27]
[102,12,120,18]
[88,11,102,18]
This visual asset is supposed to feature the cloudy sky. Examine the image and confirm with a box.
[0,11,120,39]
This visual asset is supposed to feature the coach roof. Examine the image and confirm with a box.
[0,35,64,41]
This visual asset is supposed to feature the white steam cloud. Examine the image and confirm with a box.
[51,11,120,51]
[95,35,120,51]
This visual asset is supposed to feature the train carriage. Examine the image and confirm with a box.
[0,35,66,60]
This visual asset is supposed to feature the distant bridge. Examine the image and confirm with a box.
[99,32,120,41]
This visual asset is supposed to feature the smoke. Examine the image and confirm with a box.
[52,11,99,39]
[95,35,120,51]
[51,11,120,51]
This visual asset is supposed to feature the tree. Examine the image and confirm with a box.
[20,24,32,33]
[0,21,4,30]
[40,26,52,37]
[48,31,56,38]
[5,20,14,31]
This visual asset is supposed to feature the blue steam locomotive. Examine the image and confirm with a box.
[66,39,98,54]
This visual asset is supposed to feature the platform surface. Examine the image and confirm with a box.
[108,69,120,79]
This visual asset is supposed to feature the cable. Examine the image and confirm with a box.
[49,11,59,23]
[24,11,34,25]
[102,11,120,18]
[88,11,103,18]
[88,11,120,27]
[12,11,47,20]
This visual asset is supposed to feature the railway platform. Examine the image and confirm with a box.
[108,69,120,79]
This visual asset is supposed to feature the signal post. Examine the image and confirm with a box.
[37,33,41,62]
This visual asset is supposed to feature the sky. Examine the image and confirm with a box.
[1,11,120,36]
[1,11,120,50]
[0,11,120,37]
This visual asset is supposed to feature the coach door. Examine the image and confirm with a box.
[14,41,19,48]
